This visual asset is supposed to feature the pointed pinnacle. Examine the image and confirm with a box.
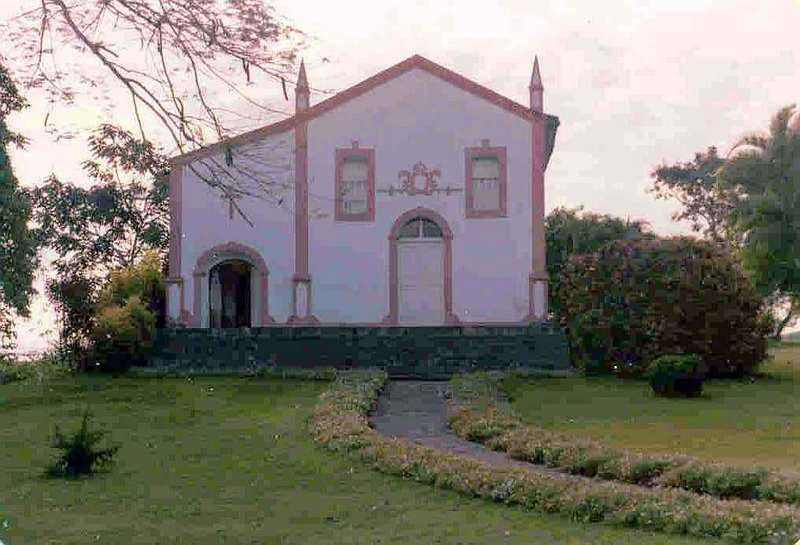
[530,56,543,89]
[297,59,308,89]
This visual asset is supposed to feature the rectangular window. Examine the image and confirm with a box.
[341,158,369,215]
[335,147,375,221]
[465,146,507,218]
[471,157,501,211]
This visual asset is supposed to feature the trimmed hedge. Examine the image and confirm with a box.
[554,237,770,377]
[311,371,800,543]
[646,354,706,397]
[448,373,800,507]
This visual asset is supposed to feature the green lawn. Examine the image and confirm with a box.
[0,376,723,545]
[504,344,800,473]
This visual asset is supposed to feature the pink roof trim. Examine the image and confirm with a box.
[172,54,542,166]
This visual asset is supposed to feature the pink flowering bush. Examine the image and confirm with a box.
[311,370,800,543]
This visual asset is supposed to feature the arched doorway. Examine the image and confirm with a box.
[192,242,274,328]
[209,259,252,328]
[386,207,458,325]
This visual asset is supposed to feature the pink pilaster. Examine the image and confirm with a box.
[527,56,548,321]
[166,164,186,325]
[289,60,319,324]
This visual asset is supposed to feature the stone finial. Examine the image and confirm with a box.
[296,59,310,112]
[529,55,543,112]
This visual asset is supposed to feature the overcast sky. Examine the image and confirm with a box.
[3,0,800,352]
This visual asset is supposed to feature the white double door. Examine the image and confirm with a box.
[398,239,444,325]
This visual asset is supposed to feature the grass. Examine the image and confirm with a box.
[0,375,725,545]
[503,345,800,473]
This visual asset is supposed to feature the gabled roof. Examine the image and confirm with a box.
[173,54,559,166]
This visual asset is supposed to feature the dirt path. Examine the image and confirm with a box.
[369,380,534,469]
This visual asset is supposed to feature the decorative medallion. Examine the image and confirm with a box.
[398,162,441,196]
[377,161,463,197]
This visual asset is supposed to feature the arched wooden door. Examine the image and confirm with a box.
[397,217,445,324]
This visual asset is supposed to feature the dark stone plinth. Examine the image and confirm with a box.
[146,323,570,378]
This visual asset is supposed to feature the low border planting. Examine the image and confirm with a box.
[448,372,800,506]
[127,364,338,380]
[311,370,800,544]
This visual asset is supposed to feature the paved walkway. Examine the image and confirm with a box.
[369,380,532,469]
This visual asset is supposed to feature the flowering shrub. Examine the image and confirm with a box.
[554,237,770,377]
[448,372,800,507]
[311,371,800,543]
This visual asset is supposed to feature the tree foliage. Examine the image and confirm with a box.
[719,105,800,339]
[4,0,307,218]
[33,125,169,363]
[47,273,98,368]
[0,61,38,350]
[545,206,652,315]
[555,237,770,378]
[33,124,170,277]
[649,146,739,247]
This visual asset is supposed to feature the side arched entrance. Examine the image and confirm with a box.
[192,242,274,328]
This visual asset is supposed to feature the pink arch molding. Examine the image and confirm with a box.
[192,241,275,327]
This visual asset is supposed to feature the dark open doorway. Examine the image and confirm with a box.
[209,259,252,328]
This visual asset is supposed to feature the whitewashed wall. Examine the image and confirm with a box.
[180,131,296,322]
[307,68,533,323]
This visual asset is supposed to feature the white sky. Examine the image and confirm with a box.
[3,0,800,352]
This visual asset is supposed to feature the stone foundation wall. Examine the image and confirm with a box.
[147,323,570,378]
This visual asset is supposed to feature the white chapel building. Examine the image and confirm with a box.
[165,54,559,328]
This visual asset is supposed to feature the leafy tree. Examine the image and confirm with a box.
[546,206,652,315]
[46,274,98,369]
[649,146,740,247]
[719,105,800,339]
[33,125,169,363]
[0,62,37,351]
[33,125,170,277]
[4,0,308,218]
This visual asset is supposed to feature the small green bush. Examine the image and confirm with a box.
[89,251,163,372]
[646,354,706,397]
[625,458,674,484]
[661,464,766,500]
[47,411,120,478]
[91,295,155,372]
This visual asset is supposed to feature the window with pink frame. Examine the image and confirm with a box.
[335,147,375,221]
[464,146,507,218]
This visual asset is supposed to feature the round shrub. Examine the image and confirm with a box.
[88,253,164,373]
[90,295,155,372]
[646,354,705,397]
[555,237,769,377]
